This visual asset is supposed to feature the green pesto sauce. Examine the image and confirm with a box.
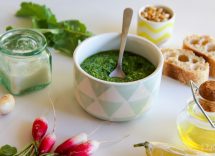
[80,50,156,82]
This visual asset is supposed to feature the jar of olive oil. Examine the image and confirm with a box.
[0,29,52,95]
[177,81,215,153]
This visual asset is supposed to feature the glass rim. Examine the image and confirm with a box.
[185,100,215,130]
[0,28,47,56]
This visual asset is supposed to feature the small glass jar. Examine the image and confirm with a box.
[177,98,215,153]
[0,29,52,95]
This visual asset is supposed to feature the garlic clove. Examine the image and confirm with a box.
[0,94,15,115]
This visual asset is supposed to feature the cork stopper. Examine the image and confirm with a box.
[199,80,215,112]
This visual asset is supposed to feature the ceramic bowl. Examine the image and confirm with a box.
[73,33,163,121]
[137,5,175,46]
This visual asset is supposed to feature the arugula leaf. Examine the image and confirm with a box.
[52,20,91,54]
[16,2,57,27]
[13,2,92,56]
[0,145,17,156]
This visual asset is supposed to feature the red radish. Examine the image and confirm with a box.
[68,140,100,155]
[38,133,56,154]
[55,133,88,154]
[32,117,48,142]
[69,151,89,156]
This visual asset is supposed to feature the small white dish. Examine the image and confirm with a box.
[137,5,175,46]
[73,33,163,121]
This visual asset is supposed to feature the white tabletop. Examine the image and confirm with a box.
[0,0,214,156]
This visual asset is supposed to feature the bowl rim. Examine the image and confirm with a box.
[73,32,164,86]
[138,4,175,24]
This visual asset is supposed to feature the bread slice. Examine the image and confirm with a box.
[161,48,209,85]
[183,35,215,77]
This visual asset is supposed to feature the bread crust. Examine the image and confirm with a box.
[183,35,215,77]
[162,48,209,85]
[163,61,198,84]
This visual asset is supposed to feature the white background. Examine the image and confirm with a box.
[0,0,214,156]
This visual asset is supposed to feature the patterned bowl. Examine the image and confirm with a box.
[137,5,175,46]
[73,33,163,121]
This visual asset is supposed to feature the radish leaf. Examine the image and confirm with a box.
[12,2,92,56]
[0,145,17,156]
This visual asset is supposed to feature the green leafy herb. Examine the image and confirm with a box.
[10,2,92,56]
[16,2,57,28]
[0,145,17,156]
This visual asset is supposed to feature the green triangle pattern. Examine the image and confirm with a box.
[144,77,159,93]
[90,79,109,96]
[75,70,84,83]
[130,97,150,114]
[143,81,153,92]
[79,90,94,108]
[99,99,122,117]
[115,83,140,100]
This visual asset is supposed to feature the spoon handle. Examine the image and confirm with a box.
[118,8,133,68]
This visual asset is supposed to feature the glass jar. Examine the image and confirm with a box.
[0,29,52,95]
[177,98,215,153]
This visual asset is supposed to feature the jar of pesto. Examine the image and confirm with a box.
[0,29,52,95]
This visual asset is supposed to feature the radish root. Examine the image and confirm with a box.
[47,91,56,134]
[100,134,130,144]
[88,121,112,137]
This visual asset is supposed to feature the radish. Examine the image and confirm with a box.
[68,135,128,156]
[32,117,48,142]
[69,151,89,156]
[38,93,57,155]
[68,140,100,155]
[55,133,88,154]
[38,133,56,154]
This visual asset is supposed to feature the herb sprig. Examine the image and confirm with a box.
[0,145,17,156]
[8,2,92,56]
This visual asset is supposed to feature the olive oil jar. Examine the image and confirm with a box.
[0,29,52,95]
[177,81,215,153]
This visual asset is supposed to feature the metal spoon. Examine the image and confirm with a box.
[109,8,133,79]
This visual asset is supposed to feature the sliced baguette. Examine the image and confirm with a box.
[183,35,215,77]
[161,48,209,85]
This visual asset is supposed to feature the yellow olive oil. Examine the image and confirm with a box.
[177,101,215,153]
[178,121,215,153]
